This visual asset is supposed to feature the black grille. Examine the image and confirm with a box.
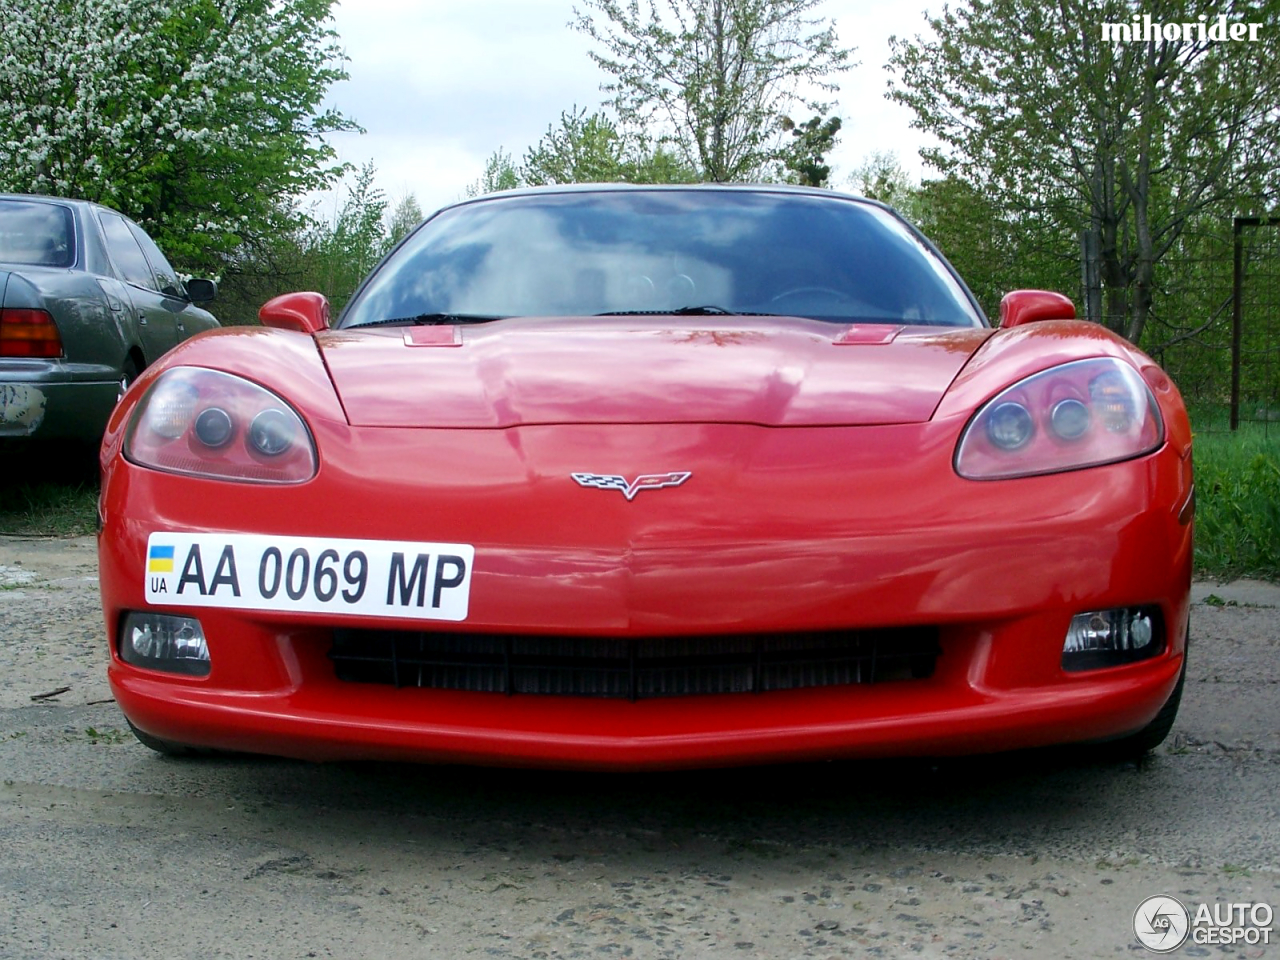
[329,627,940,699]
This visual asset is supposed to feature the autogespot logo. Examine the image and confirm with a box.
[1134,895,1191,953]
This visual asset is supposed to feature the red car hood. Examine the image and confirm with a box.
[317,316,993,428]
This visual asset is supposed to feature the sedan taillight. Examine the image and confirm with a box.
[0,308,63,358]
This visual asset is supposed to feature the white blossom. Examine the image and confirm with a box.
[0,0,355,266]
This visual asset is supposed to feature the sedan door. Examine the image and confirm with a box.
[97,211,180,362]
[126,219,217,340]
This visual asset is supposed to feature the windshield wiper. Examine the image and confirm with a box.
[348,313,506,329]
[596,305,775,317]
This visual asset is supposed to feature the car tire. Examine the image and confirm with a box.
[1103,646,1187,758]
[126,719,209,757]
[117,356,141,404]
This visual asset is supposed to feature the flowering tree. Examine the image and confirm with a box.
[0,0,356,269]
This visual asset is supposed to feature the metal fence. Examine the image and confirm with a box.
[1145,217,1280,435]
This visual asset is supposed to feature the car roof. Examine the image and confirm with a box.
[432,182,889,216]
[0,193,124,217]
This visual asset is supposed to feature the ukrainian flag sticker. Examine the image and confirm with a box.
[147,544,175,574]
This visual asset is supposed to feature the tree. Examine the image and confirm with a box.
[887,0,1280,344]
[326,162,388,284]
[214,167,422,325]
[466,149,522,196]
[572,0,853,182]
[523,108,632,185]
[778,114,841,187]
[914,176,1077,319]
[846,152,917,215]
[384,194,425,248]
[521,107,699,185]
[0,0,356,271]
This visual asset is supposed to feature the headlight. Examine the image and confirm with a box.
[124,367,317,483]
[955,358,1164,480]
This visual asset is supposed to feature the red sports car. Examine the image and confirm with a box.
[97,185,1192,770]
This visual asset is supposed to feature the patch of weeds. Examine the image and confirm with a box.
[1221,863,1252,878]
[1193,425,1280,581]
[0,581,57,592]
[81,727,128,746]
[0,480,99,537]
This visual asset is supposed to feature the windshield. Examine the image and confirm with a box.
[340,189,984,329]
[0,199,75,268]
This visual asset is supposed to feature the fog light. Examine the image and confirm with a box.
[119,612,210,676]
[1062,607,1162,671]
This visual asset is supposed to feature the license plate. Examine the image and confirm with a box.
[144,532,474,622]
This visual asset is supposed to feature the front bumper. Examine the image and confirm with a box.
[99,419,1193,769]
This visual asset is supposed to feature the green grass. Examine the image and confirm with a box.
[0,480,98,536]
[1193,423,1280,581]
[0,442,100,537]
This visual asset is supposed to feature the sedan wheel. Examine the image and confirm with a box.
[117,357,141,403]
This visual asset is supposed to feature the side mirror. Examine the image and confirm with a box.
[998,290,1076,328]
[259,291,330,334]
[185,278,218,303]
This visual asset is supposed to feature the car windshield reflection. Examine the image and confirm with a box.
[340,189,984,329]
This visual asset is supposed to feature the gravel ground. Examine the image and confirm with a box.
[1,535,1277,960]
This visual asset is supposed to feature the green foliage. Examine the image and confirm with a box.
[572,0,853,182]
[847,152,919,217]
[521,107,699,186]
[468,110,700,194]
[630,145,703,184]
[1194,425,1280,579]
[522,107,700,186]
[778,114,841,187]
[523,108,630,185]
[385,194,424,248]
[213,165,422,324]
[887,0,1280,345]
[467,149,523,197]
[838,157,1077,320]
[0,0,357,274]
[912,175,1077,319]
[303,162,389,315]
[1139,216,1236,405]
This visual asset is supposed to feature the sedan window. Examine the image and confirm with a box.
[0,199,75,268]
[100,213,157,290]
[128,220,183,297]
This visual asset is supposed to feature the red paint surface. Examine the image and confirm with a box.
[315,317,992,428]
[98,313,1192,769]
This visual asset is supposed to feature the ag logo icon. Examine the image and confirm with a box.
[1134,895,1191,953]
